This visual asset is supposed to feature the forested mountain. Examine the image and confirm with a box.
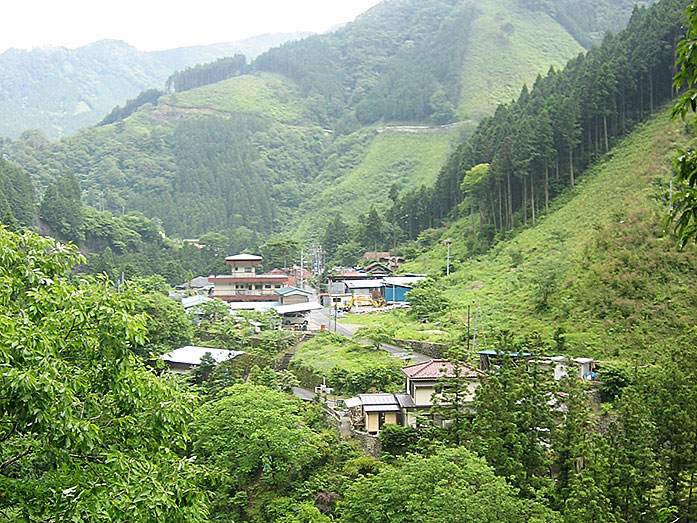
[382,0,684,249]
[0,33,310,139]
[4,0,640,246]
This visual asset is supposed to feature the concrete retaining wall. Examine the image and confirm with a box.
[392,338,448,359]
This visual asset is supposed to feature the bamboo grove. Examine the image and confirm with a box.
[387,0,687,245]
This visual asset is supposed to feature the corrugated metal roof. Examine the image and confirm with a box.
[275,286,312,296]
[344,397,362,408]
[225,254,262,262]
[344,280,384,289]
[180,296,213,309]
[161,346,245,366]
[382,276,427,288]
[273,301,322,314]
[364,404,400,412]
[395,393,416,408]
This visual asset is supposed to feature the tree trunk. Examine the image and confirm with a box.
[587,123,592,166]
[531,175,536,226]
[507,171,513,224]
[544,163,549,213]
[498,182,504,231]
[569,146,575,189]
[523,177,527,226]
[603,112,609,153]
[648,69,654,114]
[595,117,599,156]
[621,87,626,135]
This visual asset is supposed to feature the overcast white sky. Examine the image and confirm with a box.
[1,0,383,54]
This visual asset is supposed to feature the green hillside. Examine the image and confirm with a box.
[292,126,463,239]
[160,74,307,124]
[393,110,697,359]
[456,0,583,120]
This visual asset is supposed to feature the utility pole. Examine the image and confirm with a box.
[467,304,470,352]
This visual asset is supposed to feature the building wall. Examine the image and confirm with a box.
[282,294,309,305]
[366,412,379,433]
[211,281,284,298]
[230,265,257,276]
[413,382,436,406]
[385,285,411,302]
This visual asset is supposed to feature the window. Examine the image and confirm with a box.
[265,285,271,289]
[245,267,252,273]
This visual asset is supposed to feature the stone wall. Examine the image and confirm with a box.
[392,338,448,359]
[349,428,382,457]
[320,406,382,457]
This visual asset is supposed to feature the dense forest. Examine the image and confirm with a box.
[0,158,33,229]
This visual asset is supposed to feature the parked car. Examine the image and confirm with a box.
[282,312,309,326]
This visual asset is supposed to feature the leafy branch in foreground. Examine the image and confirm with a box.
[0,226,211,521]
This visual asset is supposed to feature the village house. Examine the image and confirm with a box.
[345,359,484,434]
[361,251,404,271]
[364,261,393,277]
[208,254,292,302]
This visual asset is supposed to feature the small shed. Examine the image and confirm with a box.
[275,286,313,305]
[344,279,384,297]
[382,276,427,303]
[345,394,402,433]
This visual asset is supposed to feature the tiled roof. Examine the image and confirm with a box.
[276,286,312,296]
[395,393,416,408]
[402,359,482,380]
[362,251,391,260]
[358,393,398,405]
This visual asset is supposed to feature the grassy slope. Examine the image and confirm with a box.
[457,0,583,120]
[398,109,697,360]
[292,127,461,239]
[293,334,402,375]
[160,73,306,124]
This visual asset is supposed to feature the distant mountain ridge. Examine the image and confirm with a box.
[0,33,312,139]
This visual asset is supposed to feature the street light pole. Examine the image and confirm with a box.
[443,238,452,277]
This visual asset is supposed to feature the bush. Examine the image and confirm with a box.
[379,425,420,455]
[598,364,632,401]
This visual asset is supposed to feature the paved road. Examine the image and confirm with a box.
[310,307,360,338]
[292,386,316,401]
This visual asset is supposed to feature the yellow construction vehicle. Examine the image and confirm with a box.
[342,295,386,311]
